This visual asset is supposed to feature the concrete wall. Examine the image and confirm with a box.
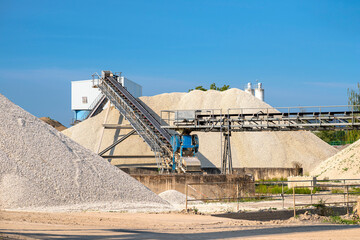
[131,174,255,199]
[234,167,303,180]
[123,167,303,181]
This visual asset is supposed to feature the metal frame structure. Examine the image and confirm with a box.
[99,129,137,156]
[162,106,360,174]
[161,106,360,132]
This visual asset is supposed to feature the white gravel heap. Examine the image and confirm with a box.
[0,94,171,212]
[159,190,194,205]
[311,139,360,179]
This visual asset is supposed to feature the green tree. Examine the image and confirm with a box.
[346,83,360,142]
[314,130,345,144]
[313,84,360,145]
[209,83,218,90]
[195,86,207,91]
[189,83,230,92]
[219,84,230,91]
[348,83,360,111]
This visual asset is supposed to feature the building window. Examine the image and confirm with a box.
[82,97,88,104]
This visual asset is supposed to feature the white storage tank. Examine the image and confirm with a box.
[254,82,264,101]
[245,82,254,96]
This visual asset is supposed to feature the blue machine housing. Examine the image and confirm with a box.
[170,134,199,171]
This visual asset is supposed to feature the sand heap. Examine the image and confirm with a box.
[40,117,67,131]
[0,94,170,211]
[311,139,360,179]
[63,89,337,173]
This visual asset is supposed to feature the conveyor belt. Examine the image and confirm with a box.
[163,108,360,132]
[106,76,171,143]
[97,73,173,170]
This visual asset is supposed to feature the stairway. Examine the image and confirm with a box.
[85,94,108,119]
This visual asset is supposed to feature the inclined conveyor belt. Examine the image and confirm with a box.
[105,76,171,144]
[97,74,173,172]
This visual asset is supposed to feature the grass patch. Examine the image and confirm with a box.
[238,196,272,202]
[331,187,360,194]
[331,189,344,194]
[255,184,319,195]
[326,216,360,225]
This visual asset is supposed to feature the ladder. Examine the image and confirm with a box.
[95,72,174,171]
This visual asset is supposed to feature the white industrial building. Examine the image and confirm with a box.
[71,76,142,123]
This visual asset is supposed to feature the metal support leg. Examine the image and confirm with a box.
[221,132,232,174]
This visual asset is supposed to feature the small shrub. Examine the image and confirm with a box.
[331,189,344,194]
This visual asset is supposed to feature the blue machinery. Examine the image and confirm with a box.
[170,134,200,172]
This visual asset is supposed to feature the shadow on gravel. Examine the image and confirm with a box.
[2,225,360,240]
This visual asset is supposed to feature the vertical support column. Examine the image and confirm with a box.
[346,185,349,214]
[282,182,285,209]
[237,183,240,212]
[221,120,232,174]
[293,187,296,217]
[96,104,111,155]
[185,183,188,211]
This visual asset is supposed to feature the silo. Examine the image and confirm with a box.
[245,82,254,96]
[254,82,264,101]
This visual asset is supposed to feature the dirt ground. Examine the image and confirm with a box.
[1,211,360,240]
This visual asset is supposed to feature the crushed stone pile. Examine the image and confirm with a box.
[311,139,360,179]
[0,94,171,212]
[158,190,194,205]
[63,88,337,173]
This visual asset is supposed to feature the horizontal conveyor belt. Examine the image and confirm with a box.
[162,108,360,132]
[195,111,360,119]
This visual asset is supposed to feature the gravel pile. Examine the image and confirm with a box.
[0,94,171,212]
[63,88,337,173]
[311,139,360,179]
[158,190,193,205]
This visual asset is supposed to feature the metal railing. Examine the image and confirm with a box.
[184,178,360,216]
[292,183,360,217]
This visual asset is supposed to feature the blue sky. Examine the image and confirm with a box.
[0,0,359,126]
